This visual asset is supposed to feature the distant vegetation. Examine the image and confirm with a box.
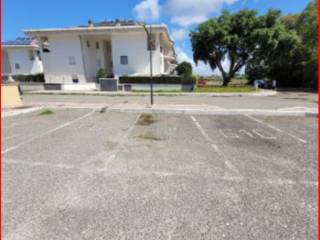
[190,0,318,89]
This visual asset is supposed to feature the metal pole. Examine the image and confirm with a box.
[140,23,154,105]
[149,25,154,105]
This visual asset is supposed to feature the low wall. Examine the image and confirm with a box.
[62,83,98,91]
[20,82,45,92]
[1,83,23,108]
[130,84,181,91]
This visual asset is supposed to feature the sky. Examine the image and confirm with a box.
[3,0,311,75]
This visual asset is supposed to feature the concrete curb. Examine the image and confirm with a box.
[108,107,317,116]
[9,103,316,117]
[26,89,277,97]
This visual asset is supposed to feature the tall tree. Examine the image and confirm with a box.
[191,10,263,86]
[245,10,300,85]
[191,9,304,87]
[295,0,318,88]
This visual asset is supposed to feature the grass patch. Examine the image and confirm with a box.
[131,89,181,93]
[195,86,257,93]
[39,109,54,116]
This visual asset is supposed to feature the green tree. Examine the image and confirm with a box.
[244,10,301,86]
[191,10,265,86]
[295,0,318,88]
[246,1,318,89]
[175,61,193,77]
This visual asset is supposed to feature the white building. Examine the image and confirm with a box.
[2,37,43,80]
[25,20,176,90]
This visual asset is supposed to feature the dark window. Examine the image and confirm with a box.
[120,56,128,65]
[41,37,50,53]
[72,74,79,83]
[96,42,100,49]
[36,50,41,61]
[15,63,20,70]
[29,50,35,60]
[87,40,90,48]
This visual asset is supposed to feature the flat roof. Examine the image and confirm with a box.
[2,37,38,48]
[24,24,174,45]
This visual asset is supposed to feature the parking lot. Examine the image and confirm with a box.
[2,106,318,239]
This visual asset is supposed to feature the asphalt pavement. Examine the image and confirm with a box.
[2,104,318,239]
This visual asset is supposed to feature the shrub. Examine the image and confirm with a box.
[119,76,182,84]
[96,68,107,78]
[12,73,45,82]
[175,62,192,77]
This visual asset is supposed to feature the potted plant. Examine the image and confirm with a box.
[96,68,107,83]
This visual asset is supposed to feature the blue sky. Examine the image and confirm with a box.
[3,0,310,75]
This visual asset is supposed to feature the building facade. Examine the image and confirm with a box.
[25,20,176,90]
[2,38,43,80]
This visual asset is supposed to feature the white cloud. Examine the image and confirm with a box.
[133,0,161,22]
[166,0,238,27]
[176,47,213,76]
[171,28,189,41]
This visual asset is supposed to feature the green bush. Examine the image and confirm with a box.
[12,73,45,82]
[119,76,182,84]
[96,68,107,78]
[176,62,193,77]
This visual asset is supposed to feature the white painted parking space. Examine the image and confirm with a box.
[190,115,242,178]
[245,114,307,143]
[2,109,96,154]
[219,128,277,139]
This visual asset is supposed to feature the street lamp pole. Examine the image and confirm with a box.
[140,23,154,105]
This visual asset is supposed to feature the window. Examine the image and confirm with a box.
[36,50,41,61]
[96,42,100,49]
[97,59,101,68]
[120,56,128,65]
[72,75,79,83]
[147,34,156,51]
[87,40,90,48]
[69,56,76,65]
[41,37,50,53]
[29,50,35,60]
[15,63,20,70]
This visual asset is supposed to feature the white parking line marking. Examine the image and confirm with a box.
[245,115,307,143]
[252,129,277,139]
[239,129,255,138]
[190,116,242,177]
[219,129,240,138]
[2,110,96,154]
[3,158,77,170]
[97,114,141,170]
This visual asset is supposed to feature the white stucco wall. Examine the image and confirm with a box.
[28,28,173,86]
[4,48,43,75]
[80,36,107,82]
[40,35,86,84]
[2,50,12,74]
[111,32,162,77]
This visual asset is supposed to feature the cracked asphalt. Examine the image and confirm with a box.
[2,103,318,239]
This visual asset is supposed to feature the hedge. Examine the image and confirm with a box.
[12,73,45,83]
[119,75,182,84]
